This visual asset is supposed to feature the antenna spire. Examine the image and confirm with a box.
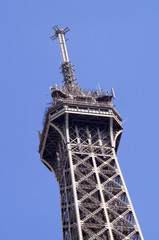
[51,25,76,91]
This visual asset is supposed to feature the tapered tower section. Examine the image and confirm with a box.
[39,27,143,240]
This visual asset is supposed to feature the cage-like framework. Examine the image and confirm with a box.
[39,97,143,240]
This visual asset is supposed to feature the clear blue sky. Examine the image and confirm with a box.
[1,0,159,239]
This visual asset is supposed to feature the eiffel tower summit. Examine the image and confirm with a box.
[39,26,144,240]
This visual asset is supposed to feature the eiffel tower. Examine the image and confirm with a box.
[39,26,144,240]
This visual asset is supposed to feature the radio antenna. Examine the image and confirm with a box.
[50,25,76,90]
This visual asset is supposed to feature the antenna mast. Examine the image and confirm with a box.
[51,26,76,91]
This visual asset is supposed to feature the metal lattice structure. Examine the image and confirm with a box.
[39,26,144,240]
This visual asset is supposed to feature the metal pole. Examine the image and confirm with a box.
[65,113,83,240]
[57,32,69,63]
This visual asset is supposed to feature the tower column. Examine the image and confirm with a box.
[109,117,144,240]
[65,113,83,240]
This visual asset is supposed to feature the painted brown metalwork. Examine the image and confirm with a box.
[39,26,143,240]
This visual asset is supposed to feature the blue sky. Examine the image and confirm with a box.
[1,0,159,239]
